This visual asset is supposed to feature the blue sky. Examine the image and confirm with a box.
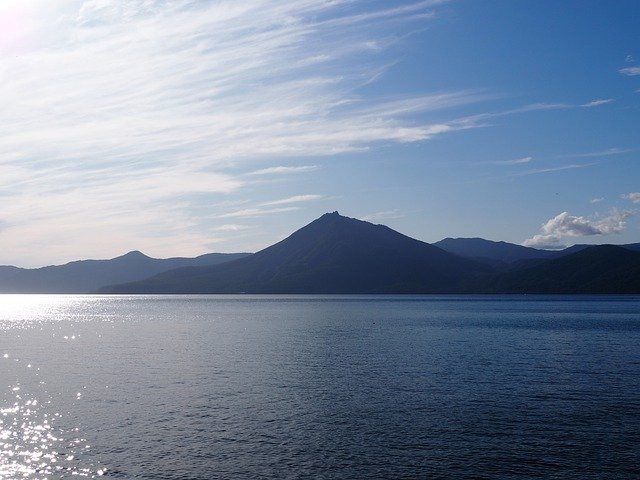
[0,0,638,266]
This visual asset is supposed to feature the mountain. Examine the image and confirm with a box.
[434,237,640,265]
[558,242,640,256]
[485,245,640,294]
[6,214,638,295]
[434,237,557,265]
[101,212,491,294]
[624,243,640,252]
[0,251,249,293]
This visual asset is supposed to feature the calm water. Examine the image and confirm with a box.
[1,295,639,479]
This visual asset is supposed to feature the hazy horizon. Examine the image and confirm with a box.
[1,0,638,267]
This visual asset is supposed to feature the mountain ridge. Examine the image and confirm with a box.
[433,237,640,264]
[484,245,640,294]
[0,251,250,293]
[100,212,640,294]
[2,213,638,294]
[100,212,491,294]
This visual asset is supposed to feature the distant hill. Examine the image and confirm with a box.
[558,242,640,256]
[485,245,640,294]
[434,237,640,265]
[434,237,557,265]
[101,212,491,294]
[0,251,249,293]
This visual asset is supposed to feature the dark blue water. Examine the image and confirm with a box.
[1,295,639,479]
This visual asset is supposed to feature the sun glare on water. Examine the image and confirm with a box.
[1,354,107,478]
[0,293,109,477]
[0,295,65,327]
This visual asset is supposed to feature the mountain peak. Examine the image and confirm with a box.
[319,210,342,219]
[102,211,490,294]
[121,250,150,259]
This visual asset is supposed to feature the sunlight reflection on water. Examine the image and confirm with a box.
[0,295,96,329]
[1,297,109,478]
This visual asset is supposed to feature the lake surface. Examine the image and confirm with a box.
[1,295,640,479]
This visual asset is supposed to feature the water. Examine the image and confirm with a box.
[1,295,639,479]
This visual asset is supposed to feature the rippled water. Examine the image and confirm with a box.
[1,295,640,479]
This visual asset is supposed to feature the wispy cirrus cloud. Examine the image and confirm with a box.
[523,209,633,248]
[621,192,640,204]
[261,195,324,207]
[213,224,253,232]
[620,66,640,76]
[581,99,613,107]
[457,97,612,128]
[590,197,605,204]
[361,210,405,222]
[248,165,319,176]
[218,207,302,219]
[486,156,532,166]
[215,194,325,220]
[0,0,474,266]
[510,163,593,177]
[558,147,635,158]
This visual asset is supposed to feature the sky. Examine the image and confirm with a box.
[0,0,639,267]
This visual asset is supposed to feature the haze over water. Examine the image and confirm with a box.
[1,295,640,479]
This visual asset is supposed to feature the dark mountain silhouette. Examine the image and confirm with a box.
[558,242,640,256]
[4,214,638,294]
[0,266,22,282]
[434,237,640,265]
[621,242,640,252]
[101,212,491,294]
[434,237,557,265]
[485,245,640,294]
[0,251,249,293]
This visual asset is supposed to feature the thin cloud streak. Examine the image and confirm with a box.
[510,163,593,177]
[622,192,640,204]
[218,207,302,219]
[619,67,640,76]
[261,195,324,206]
[361,210,405,222]
[558,147,636,158]
[486,156,532,166]
[459,98,613,127]
[581,99,613,107]
[248,165,319,176]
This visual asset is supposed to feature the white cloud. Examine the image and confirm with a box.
[0,0,473,266]
[248,165,319,176]
[620,66,640,76]
[590,197,605,204]
[511,164,592,177]
[622,192,640,204]
[361,210,405,222]
[488,156,532,166]
[213,224,252,232]
[218,207,301,219]
[559,147,635,158]
[523,209,633,248]
[458,98,612,128]
[261,195,324,206]
[581,99,613,107]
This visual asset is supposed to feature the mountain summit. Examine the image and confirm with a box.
[101,212,489,294]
